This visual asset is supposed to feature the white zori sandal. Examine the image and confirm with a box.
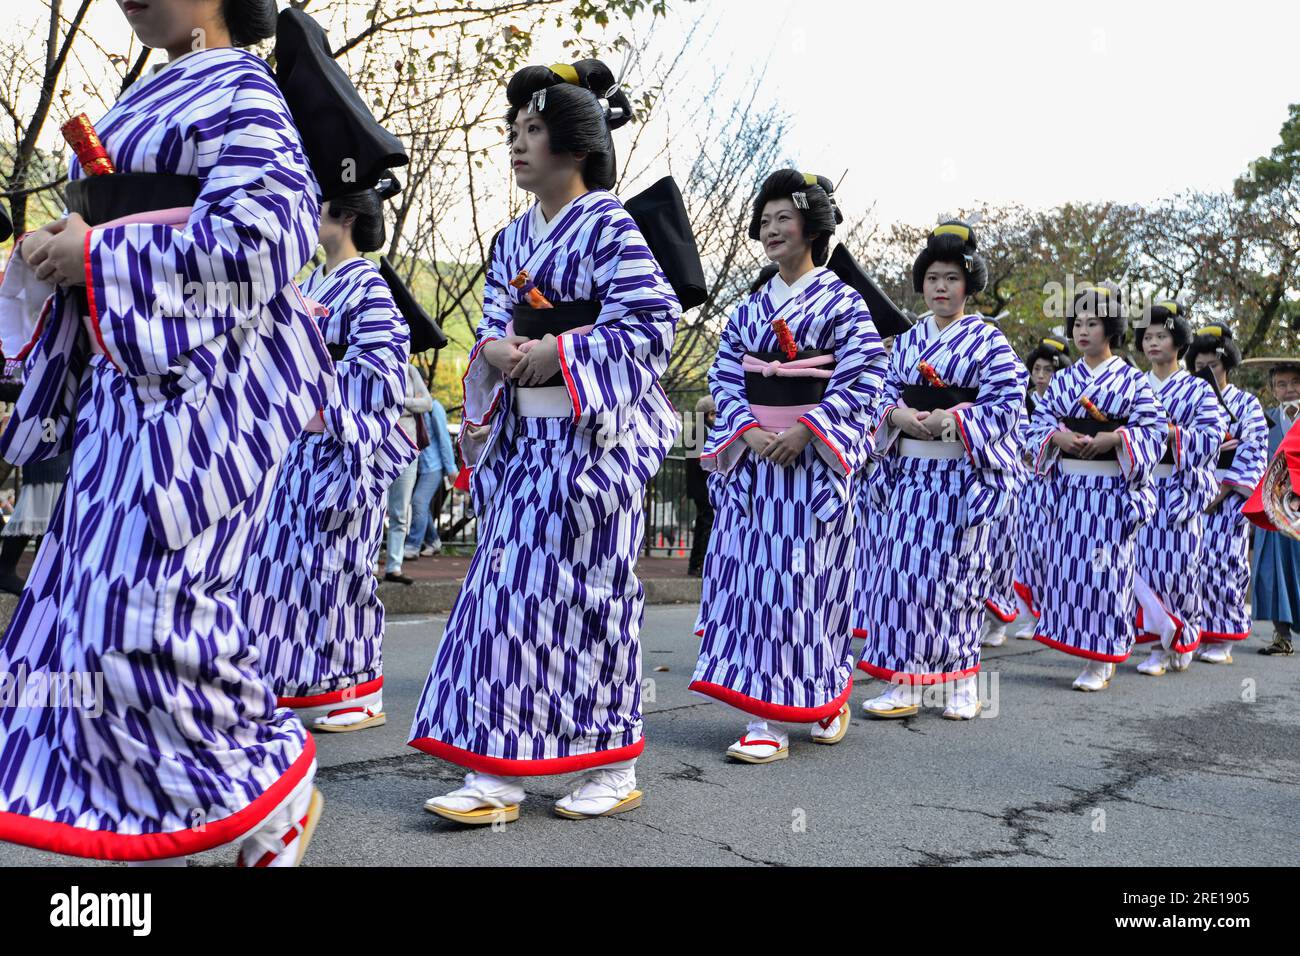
[305,688,386,733]
[236,763,324,867]
[1136,648,1169,677]
[1072,660,1115,692]
[862,682,922,718]
[942,676,982,720]
[810,703,851,744]
[424,772,525,825]
[554,759,643,819]
[1195,643,1233,665]
[981,609,1009,648]
[726,721,790,763]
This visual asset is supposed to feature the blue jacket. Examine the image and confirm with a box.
[418,400,457,480]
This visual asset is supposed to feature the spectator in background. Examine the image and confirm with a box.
[685,395,716,577]
[383,361,433,584]
[1252,361,1300,656]
[405,397,457,559]
[0,452,70,595]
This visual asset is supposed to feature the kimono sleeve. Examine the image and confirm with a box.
[1223,392,1270,496]
[700,303,759,475]
[84,74,319,378]
[1116,374,1166,482]
[1168,378,1227,474]
[950,329,1027,467]
[869,345,906,458]
[556,210,679,427]
[1024,373,1070,474]
[458,232,513,466]
[321,271,409,459]
[797,295,886,475]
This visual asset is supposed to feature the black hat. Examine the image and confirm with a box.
[380,256,447,353]
[826,242,912,337]
[623,176,707,311]
[749,170,842,267]
[1136,298,1193,356]
[911,220,987,295]
[1025,336,1072,371]
[274,9,408,202]
[1184,324,1242,374]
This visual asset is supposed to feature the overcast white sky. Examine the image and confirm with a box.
[23,0,1300,230]
[641,0,1300,225]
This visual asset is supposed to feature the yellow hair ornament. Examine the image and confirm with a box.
[1200,325,1224,338]
[802,172,818,186]
[933,223,970,242]
[1156,300,1179,315]
[549,63,580,85]
[1044,338,1067,352]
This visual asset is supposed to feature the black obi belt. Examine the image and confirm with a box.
[901,383,979,412]
[65,173,201,226]
[1061,416,1128,461]
[511,300,600,389]
[744,348,836,406]
[64,173,202,320]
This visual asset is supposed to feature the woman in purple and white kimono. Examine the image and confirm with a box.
[1025,284,1166,691]
[1185,327,1269,663]
[410,60,680,824]
[691,170,885,764]
[0,0,332,865]
[1130,302,1228,677]
[241,184,414,733]
[859,222,1025,721]
[851,335,901,648]
[1008,337,1072,638]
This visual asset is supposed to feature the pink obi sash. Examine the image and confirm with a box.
[748,402,817,431]
[741,351,833,431]
[82,205,193,357]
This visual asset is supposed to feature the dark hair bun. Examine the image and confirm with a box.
[1066,281,1127,348]
[506,59,633,130]
[504,59,631,190]
[748,169,840,266]
[1184,323,1242,373]
[1136,298,1193,356]
[911,219,988,295]
[223,0,277,48]
[1025,336,1073,371]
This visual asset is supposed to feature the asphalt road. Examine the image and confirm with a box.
[3,607,1298,867]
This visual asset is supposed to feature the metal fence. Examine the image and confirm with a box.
[434,421,704,559]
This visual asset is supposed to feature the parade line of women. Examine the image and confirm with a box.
[0,0,1291,864]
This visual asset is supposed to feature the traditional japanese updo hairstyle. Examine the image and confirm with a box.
[1024,336,1073,371]
[221,0,277,47]
[1135,299,1194,357]
[911,220,988,295]
[1067,281,1127,348]
[1184,324,1242,374]
[505,59,633,191]
[747,170,843,267]
[327,174,400,253]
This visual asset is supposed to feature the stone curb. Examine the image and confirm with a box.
[0,576,702,630]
